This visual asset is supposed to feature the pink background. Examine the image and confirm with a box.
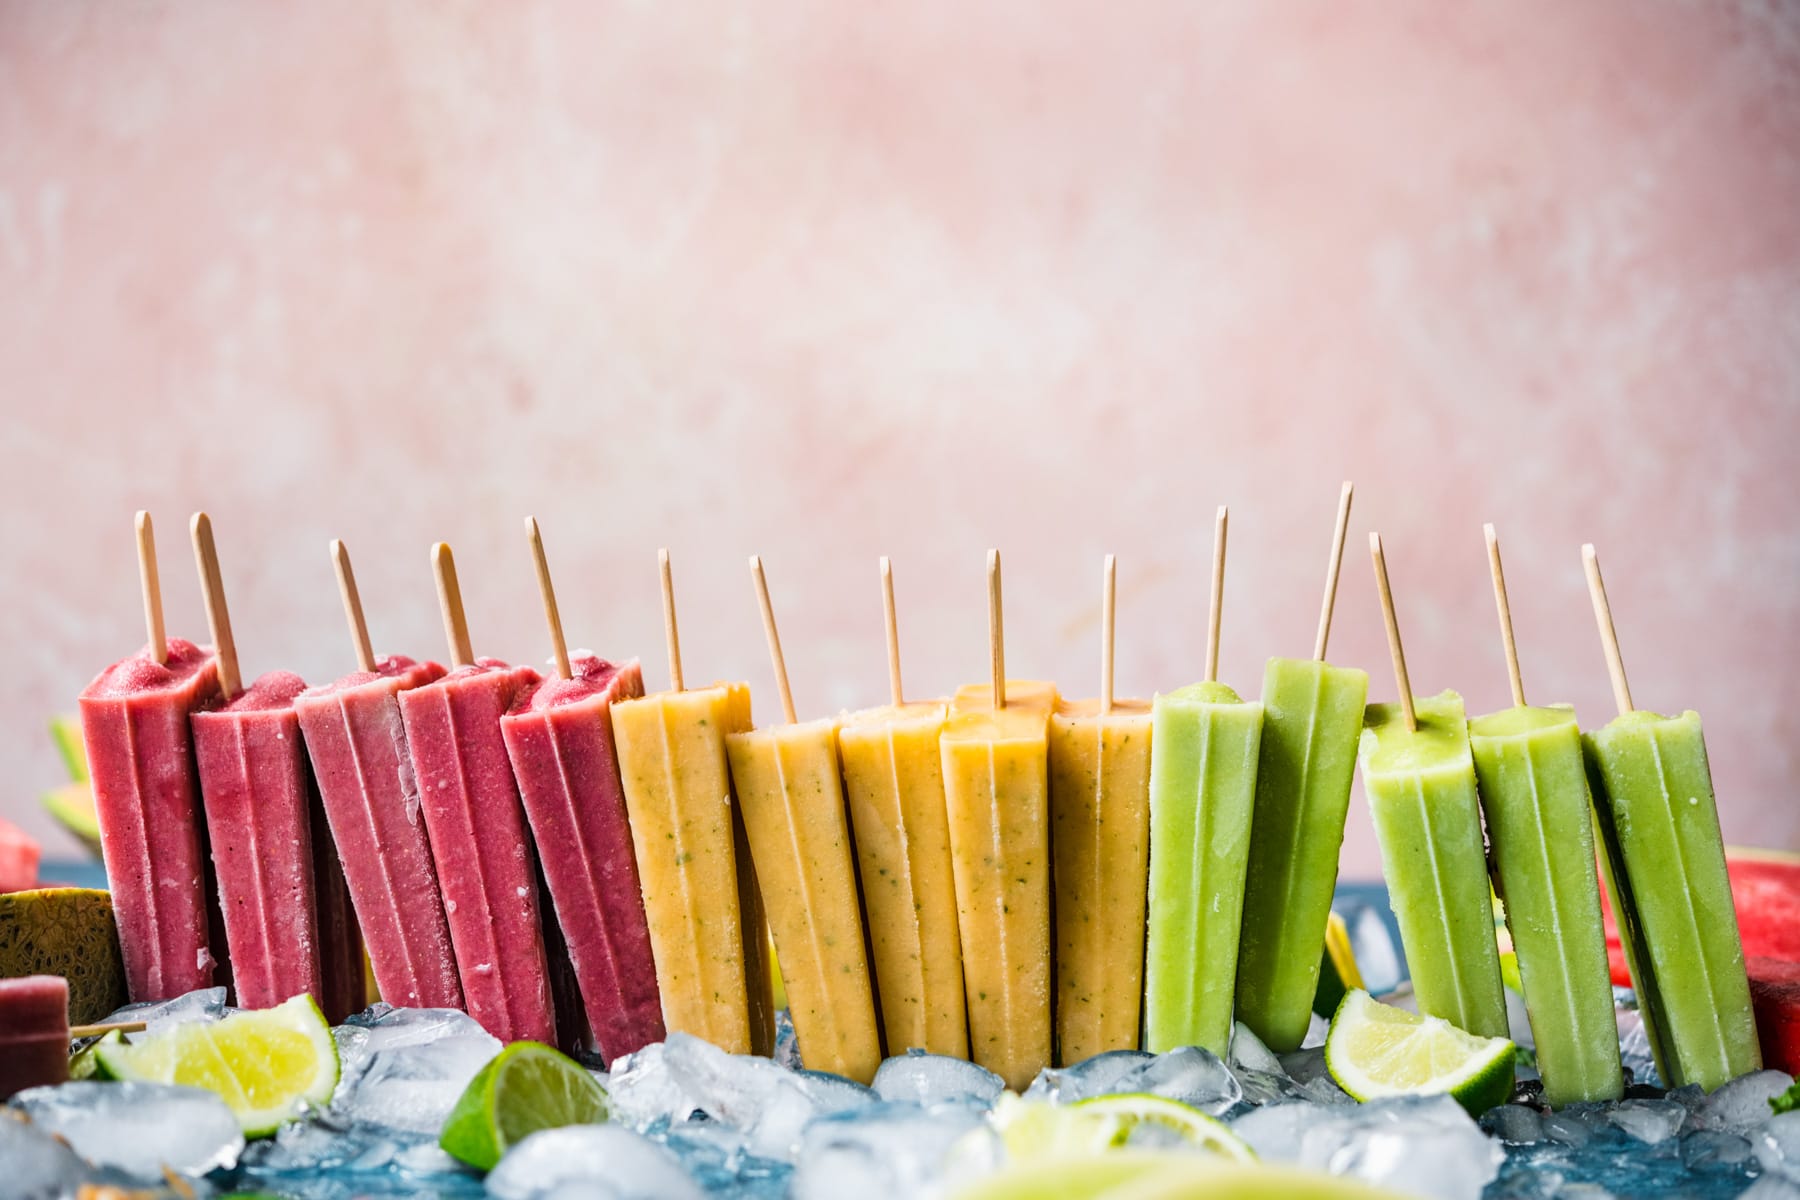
[4,1,1797,873]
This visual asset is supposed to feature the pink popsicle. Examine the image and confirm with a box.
[501,654,665,1064]
[296,656,463,1010]
[0,976,69,1099]
[194,671,365,1017]
[400,659,556,1044]
[78,637,226,1002]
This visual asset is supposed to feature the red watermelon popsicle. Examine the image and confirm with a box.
[296,656,462,1010]
[79,637,226,1002]
[401,658,555,1044]
[193,671,365,1020]
[502,655,665,1064]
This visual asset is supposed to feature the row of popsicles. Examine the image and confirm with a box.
[74,488,1758,1104]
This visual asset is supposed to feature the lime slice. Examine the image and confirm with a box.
[94,993,339,1136]
[989,1093,1253,1162]
[1071,1094,1255,1161]
[439,1041,609,1171]
[1325,989,1515,1115]
[954,1153,1402,1200]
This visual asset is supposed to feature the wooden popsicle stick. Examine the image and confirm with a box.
[1368,532,1418,732]
[1582,543,1635,717]
[988,548,1006,711]
[1314,481,1355,661]
[431,542,476,669]
[1483,524,1526,708]
[749,555,798,724]
[1206,506,1229,684]
[135,512,167,665]
[69,1020,147,1040]
[525,517,572,680]
[881,556,905,708]
[1100,554,1116,715]
[189,512,243,699]
[330,540,378,674]
[660,548,685,693]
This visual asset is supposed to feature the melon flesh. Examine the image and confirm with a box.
[1748,957,1800,1076]
[0,819,40,893]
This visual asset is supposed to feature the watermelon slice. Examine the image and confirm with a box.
[1748,957,1800,1076]
[1601,846,1800,986]
[0,819,41,893]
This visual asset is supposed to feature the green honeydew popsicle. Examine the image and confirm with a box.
[1579,545,1758,1090]
[1467,526,1621,1105]
[1359,534,1507,1040]
[1236,483,1369,1052]
[1144,509,1265,1056]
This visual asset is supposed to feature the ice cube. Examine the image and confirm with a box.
[101,985,230,1034]
[774,1008,802,1071]
[333,1004,497,1090]
[332,1017,502,1135]
[1680,1129,1754,1171]
[873,1052,1006,1110]
[1615,1010,1660,1088]
[0,1111,98,1200]
[1692,1070,1796,1134]
[486,1125,703,1200]
[1606,1098,1685,1145]
[1111,1046,1242,1116]
[1481,1104,1545,1145]
[1023,1050,1151,1104]
[1236,1094,1501,1200]
[1228,1021,1284,1075]
[1742,1177,1800,1200]
[1542,1111,1594,1147]
[791,1103,990,1200]
[621,1033,874,1162]
[1758,1111,1800,1182]
[10,1081,244,1179]
[1302,1012,1331,1050]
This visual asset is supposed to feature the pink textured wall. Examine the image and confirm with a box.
[4,2,1797,874]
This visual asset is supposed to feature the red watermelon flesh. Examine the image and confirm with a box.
[1748,957,1800,1076]
[1601,850,1800,987]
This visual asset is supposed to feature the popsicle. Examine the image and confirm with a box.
[1467,526,1621,1105]
[1050,555,1152,1062]
[1144,514,1265,1056]
[940,550,1056,1089]
[836,558,968,1059]
[609,550,774,1055]
[497,519,666,1065]
[188,513,364,1019]
[399,543,554,1045]
[78,513,227,1003]
[294,540,460,1010]
[1357,535,1508,1039]
[0,975,70,1099]
[722,558,882,1081]
[1236,484,1370,1052]
[1580,544,1759,1090]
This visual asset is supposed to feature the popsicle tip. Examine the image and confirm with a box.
[1581,542,1598,562]
[190,510,210,537]
[134,509,151,533]
[1483,521,1497,543]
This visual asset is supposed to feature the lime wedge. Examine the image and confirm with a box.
[1325,989,1515,1115]
[954,1153,1402,1200]
[94,993,339,1136]
[990,1092,1253,1162]
[50,715,88,782]
[439,1041,609,1171]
